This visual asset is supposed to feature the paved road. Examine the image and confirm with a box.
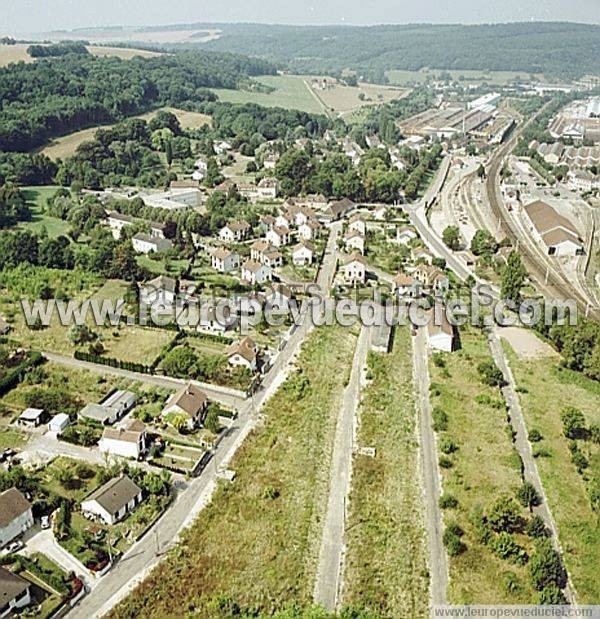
[42,352,246,410]
[67,223,342,619]
[412,328,448,606]
[487,329,577,604]
[313,324,371,611]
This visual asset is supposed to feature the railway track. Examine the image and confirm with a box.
[485,103,600,321]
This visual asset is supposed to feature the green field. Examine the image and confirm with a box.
[505,346,600,603]
[19,186,71,238]
[344,327,429,617]
[430,327,536,604]
[109,325,358,618]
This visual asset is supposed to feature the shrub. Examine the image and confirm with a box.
[439,456,453,469]
[536,585,566,604]
[487,496,522,533]
[477,360,504,387]
[490,532,528,564]
[529,539,566,590]
[432,406,448,432]
[439,493,458,509]
[516,482,541,511]
[560,407,586,440]
[526,515,549,539]
[443,529,466,556]
[528,429,543,442]
[439,438,458,454]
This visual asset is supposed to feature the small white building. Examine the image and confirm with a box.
[396,226,418,245]
[344,230,365,254]
[348,214,367,236]
[0,567,31,617]
[257,177,280,200]
[392,273,419,298]
[241,260,272,285]
[0,488,34,548]
[132,233,173,255]
[99,420,147,460]
[219,221,252,243]
[227,336,259,371]
[211,247,240,273]
[341,253,367,286]
[81,476,143,526]
[292,242,315,266]
[427,307,455,353]
[266,226,291,247]
[48,413,70,435]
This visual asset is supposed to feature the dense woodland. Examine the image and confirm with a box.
[200,22,600,82]
[0,50,277,152]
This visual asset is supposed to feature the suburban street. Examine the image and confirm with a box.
[412,328,448,606]
[66,222,343,618]
[313,324,371,611]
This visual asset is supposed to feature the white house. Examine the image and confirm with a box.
[348,214,367,236]
[298,219,322,241]
[0,488,34,548]
[0,568,31,617]
[219,221,251,243]
[392,273,419,298]
[427,307,455,352]
[292,242,315,266]
[81,476,144,526]
[396,226,418,245]
[162,383,209,430]
[344,230,365,254]
[341,253,367,285]
[99,420,147,460]
[241,260,272,285]
[257,177,280,200]
[198,305,237,333]
[48,413,70,435]
[132,233,173,254]
[295,207,317,227]
[107,211,134,239]
[275,212,293,229]
[227,336,259,371]
[211,247,240,273]
[266,226,291,247]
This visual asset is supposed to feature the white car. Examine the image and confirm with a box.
[5,540,24,554]
[41,515,51,529]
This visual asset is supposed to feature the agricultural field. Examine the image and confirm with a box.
[108,325,358,618]
[386,68,543,86]
[343,327,429,618]
[429,327,537,604]
[212,74,406,117]
[87,45,163,60]
[505,345,600,603]
[38,107,211,160]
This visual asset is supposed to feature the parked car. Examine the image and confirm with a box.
[41,515,51,529]
[5,540,24,554]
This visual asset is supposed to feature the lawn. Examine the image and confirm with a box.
[0,428,29,449]
[429,327,536,604]
[108,325,358,618]
[505,346,600,603]
[36,457,105,503]
[343,327,429,618]
[18,186,71,238]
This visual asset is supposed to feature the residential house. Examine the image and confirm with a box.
[567,169,600,193]
[411,246,434,265]
[132,233,173,254]
[0,488,34,548]
[99,420,147,460]
[275,212,294,230]
[258,214,276,234]
[266,226,291,247]
[211,247,240,273]
[344,230,365,254]
[413,265,449,293]
[17,408,45,428]
[0,567,31,617]
[149,221,167,239]
[322,197,356,223]
[162,383,209,430]
[81,476,144,525]
[341,253,367,286]
[227,336,259,371]
[241,260,272,285]
[297,194,328,210]
[139,275,177,307]
[199,305,237,333]
[292,241,315,266]
[219,221,252,243]
[107,211,134,239]
[295,207,318,227]
[250,241,282,267]
[263,153,279,170]
[427,306,455,352]
[348,214,367,236]
[396,226,418,245]
[257,177,280,200]
[298,219,322,241]
[392,273,420,298]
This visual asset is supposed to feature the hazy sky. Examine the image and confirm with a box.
[2,0,599,34]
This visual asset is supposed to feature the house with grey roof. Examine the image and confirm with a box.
[81,476,143,525]
[0,488,33,548]
[0,567,31,617]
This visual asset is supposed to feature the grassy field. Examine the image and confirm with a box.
[505,345,600,603]
[343,327,429,618]
[19,186,71,238]
[386,68,543,86]
[212,74,405,117]
[0,428,28,449]
[109,325,358,618]
[429,327,536,604]
[38,107,211,160]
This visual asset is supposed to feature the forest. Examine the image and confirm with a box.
[0,50,277,152]
[199,22,600,82]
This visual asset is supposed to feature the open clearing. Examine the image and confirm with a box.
[38,107,211,160]
[505,345,600,603]
[343,327,429,618]
[430,327,536,604]
[18,186,71,238]
[212,74,406,116]
[496,327,558,360]
[108,326,358,618]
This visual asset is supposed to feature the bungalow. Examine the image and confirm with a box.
[107,211,134,239]
[241,260,272,285]
[211,247,240,273]
[396,226,418,245]
[0,488,34,548]
[392,273,420,298]
[298,219,322,241]
[80,390,137,426]
[344,230,365,254]
[199,305,237,333]
[292,241,315,266]
[341,253,367,286]
[18,408,45,428]
[99,420,147,460]
[162,383,209,430]
[348,214,367,236]
[139,275,177,306]
[0,568,31,617]
[81,475,144,526]
[227,336,259,371]
[219,221,251,243]
[132,233,173,254]
[427,306,455,353]
[257,177,280,200]
[266,226,291,247]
